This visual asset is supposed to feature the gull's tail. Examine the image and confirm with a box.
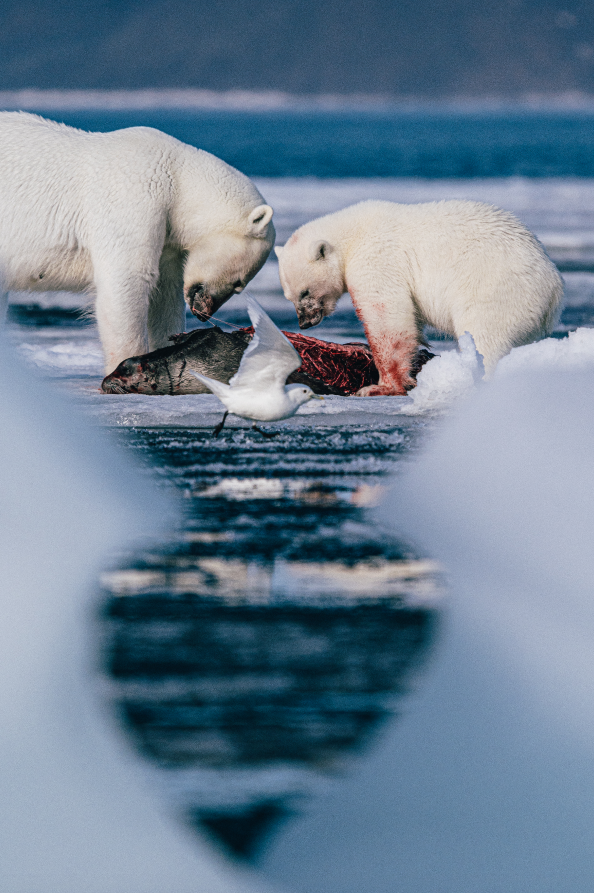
[189,371,231,400]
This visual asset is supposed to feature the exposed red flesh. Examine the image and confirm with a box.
[237,327,380,396]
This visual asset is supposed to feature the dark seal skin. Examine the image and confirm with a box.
[101,326,434,396]
[102,327,344,395]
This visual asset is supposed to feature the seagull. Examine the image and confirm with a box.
[191,296,323,437]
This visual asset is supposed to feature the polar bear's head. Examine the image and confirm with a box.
[275,237,345,329]
[184,205,275,321]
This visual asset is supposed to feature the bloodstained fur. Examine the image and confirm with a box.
[360,330,419,395]
[348,287,419,395]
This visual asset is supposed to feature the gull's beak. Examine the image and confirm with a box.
[313,394,324,400]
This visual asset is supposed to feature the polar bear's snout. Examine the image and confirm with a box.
[296,290,333,329]
[287,288,319,328]
[185,280,243,321]
[186,282,211,320]
[297,307,323,329]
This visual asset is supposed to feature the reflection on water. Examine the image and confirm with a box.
[99,425,442,861]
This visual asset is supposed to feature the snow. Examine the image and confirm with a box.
[0,338,266,893]
[405,332,485,414]
[17,323,594,425]
[262,366,594,893]
[496,325,594,376]
[381,368,594,742]
[19,339,104,374]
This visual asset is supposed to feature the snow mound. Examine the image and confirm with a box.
[0,341,249,892]
[328,366,594,893]
[495,326,594,377]
[406,332,485,414]
[405,327,594,415]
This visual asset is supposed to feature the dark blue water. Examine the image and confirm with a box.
[35,107,594,178]
[99,423,439,861]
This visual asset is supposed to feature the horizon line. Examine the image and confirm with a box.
[3,88,594,112]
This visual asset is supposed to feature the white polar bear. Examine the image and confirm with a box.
[0,112,275,373]
[276,200,563,395]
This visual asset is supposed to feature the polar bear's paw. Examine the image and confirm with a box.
[356,383,408,397]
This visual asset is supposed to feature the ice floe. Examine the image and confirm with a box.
[21,327,594,426]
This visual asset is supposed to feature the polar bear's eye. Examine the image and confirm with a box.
[300,289,310,299]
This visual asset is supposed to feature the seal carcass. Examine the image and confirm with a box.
[101,326,433,396]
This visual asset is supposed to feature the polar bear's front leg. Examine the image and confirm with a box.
[147,247,186,351]
[356,329,419,396]
[0,268,8,326]
[94,267,155,375]
[349,283,419,396]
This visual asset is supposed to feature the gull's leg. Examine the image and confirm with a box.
[252,423,279,439]
[213,411,229,438]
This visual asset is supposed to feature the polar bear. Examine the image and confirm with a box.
[275,200,563,395]
[0,112,275,373]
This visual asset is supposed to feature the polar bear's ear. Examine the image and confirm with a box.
[248,205,274,237]
[274,246,284,259]
[310,240,333,261]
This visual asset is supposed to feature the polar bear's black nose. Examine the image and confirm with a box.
[233,280,243,293]
[300,289,310,299]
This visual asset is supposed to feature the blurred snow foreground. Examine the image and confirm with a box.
[0,343,266,893]
[377,366,594,890]
[263,365,594,893]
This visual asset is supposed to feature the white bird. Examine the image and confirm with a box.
[191,296,323,437]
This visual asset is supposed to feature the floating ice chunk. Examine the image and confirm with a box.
[17,339,104,374]
[384,367,594,729]
[405,332,484,414]
[495,326,594,377]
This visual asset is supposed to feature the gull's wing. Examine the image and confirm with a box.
[189,371,232,403]
[229,297,301,389]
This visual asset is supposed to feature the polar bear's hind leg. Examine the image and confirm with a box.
[454,269,563,377]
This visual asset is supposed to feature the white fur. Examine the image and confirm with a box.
[276,200,563,393]
[0,112,275,373]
